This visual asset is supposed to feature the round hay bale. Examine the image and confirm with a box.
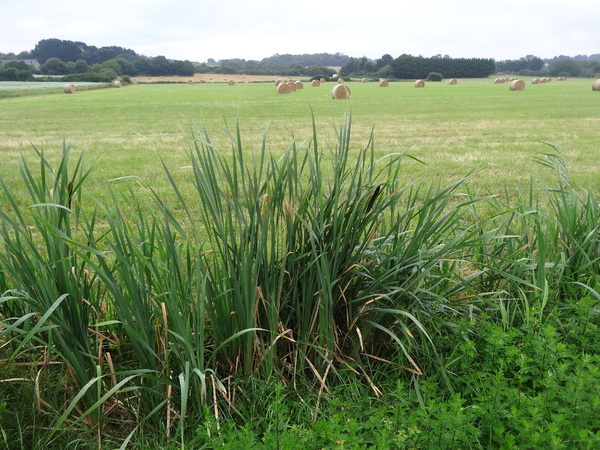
[532,78,541,84]
[509,79,525,91]
[379,79,389,87]
[63,84,75,94]
[414,79,425,88]
[448,78,458,85]
[187,79,194,85]
[362,78,369,83]
[228,80,236,86]
[592,79,600,91]
[557,76,567,81]
[331,84,351,99]
[311,79,320,87]
[337,78,345,84]
[275,80,282,86]
[277,83,291,94]
[320,78,327,83]
[287,81,297,92]
[295,81,304,89]
[112,80,123,88]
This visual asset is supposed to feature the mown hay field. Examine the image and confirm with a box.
[0,77,598,200]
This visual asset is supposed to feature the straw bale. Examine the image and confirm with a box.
[338,78,345,84]
[532,78,541,84]
[557,76,567,81]
[331,84,351,99]
[509,79,525,91]
[287,81,297,92]
[379,79,389,87]
[448,78,457,85]
[295,81,304,89]
[414,79,425,88]
[228,80,236,86]
[311,79,320,87]
[362,78,369,83]
[275,80,282,86]
[277,83,291,94]
[112,80,123,88]
[320,78,327,83]
[593,79,600,91]
[63,84,75,94]
[187,79,194,85]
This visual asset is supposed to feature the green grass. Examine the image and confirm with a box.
[0,81,109,99]
[0,78,599,448]
[0,77,598,198]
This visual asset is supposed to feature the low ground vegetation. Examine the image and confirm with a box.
[0,113,598,448]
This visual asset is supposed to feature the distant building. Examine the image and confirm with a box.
[0,59,41,69]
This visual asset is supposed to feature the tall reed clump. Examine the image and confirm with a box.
[0,143,106,428]
[166,113,499,392]
[533,143,599,298]
[467,142,600,329]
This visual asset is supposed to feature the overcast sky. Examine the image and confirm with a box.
[2,0,599,62]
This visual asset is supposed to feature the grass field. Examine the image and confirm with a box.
[1,77,598,198]
[1,77,599,448]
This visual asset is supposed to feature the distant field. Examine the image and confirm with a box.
[0,77,598,202]
[0,81,105,91]
[132,73,296,83]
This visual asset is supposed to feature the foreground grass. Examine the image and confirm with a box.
[1,83,599,447]
[1,113,599,448]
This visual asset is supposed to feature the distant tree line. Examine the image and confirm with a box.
[0,39,347,81]
[339,53,600,80]
[2,39,600,82]
[0,38,196,81]
[339,54,496,79]
[496,54,600,78]
[495,54,600,77]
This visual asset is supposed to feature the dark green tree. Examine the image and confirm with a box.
[376,54,393,69]
[75,59,89,73]
[40,57,68,75]
[547,58,583,77]
[148,56,170,76]
[0,60,36,81]
[31,39,85,63]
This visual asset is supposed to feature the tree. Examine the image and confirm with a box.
[96,47,118,63]
[526,56,544,71]
[41,57,67,75]
[170,60,195,76]
[114,58,136,76]
[376,54,394,69]
[148,56,170,76]
[32,39,85,63]
[75,60,89,73]
[0,60,36,81]
[547,58,583,77]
